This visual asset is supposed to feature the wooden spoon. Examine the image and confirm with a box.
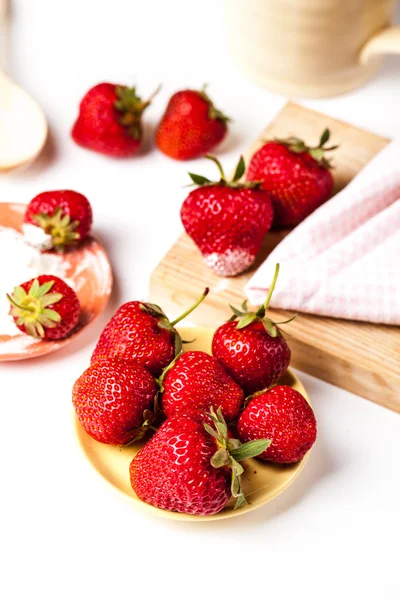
[0,0,47,172]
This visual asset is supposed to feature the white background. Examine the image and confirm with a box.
[1,1,399,599]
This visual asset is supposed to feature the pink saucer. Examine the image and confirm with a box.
[0,202,113,361]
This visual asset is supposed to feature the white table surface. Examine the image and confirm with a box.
[1,1,399,599]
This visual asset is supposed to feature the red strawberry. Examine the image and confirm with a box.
[24,190,92,251]
[156,86,229,160]
[161,350,243,422]
[246,129,337,228]
[7,275,80,340]
[237,385,317,463]
[212,264,291,395]
[180,155,274,277]
[72,83,159,157]
[91,289,209,377]
[130,408,270,515]
[73,358,157,445]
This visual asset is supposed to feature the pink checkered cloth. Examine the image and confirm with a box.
[245,140,400,325]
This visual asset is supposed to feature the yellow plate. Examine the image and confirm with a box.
[74,325,312,521]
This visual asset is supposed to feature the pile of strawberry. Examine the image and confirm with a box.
[7,190,95,341]
[70,80,337,281]
[72,265,317,517]
[72,83,229,160]
[180,130,336,277]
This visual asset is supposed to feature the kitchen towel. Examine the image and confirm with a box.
[245,139,400,325]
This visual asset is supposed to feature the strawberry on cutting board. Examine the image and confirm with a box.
[24,190,92,252]
[156,86,229,160]
[73,358,157,445]
[237,385,317,464]
[180,155,274,277]
[130,409,270,515]
[72,83,159,157]
[161,350,244,422]
[91,289,209,377]
[212,264,291,395]
[7,275,80,340]
[246,128,337,227]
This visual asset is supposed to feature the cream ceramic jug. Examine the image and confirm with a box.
[224,0,400,97]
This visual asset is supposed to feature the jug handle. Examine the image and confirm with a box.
[360,26,400,64]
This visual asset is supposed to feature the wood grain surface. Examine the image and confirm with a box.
[150,103,400,412]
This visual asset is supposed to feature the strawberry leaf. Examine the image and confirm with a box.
[186,156,260,190]
[231,439,271,461]
[203,423,220,441]
[211,448,230,468]
[140,302,166,318]
[157,352,182,392]
[233,156,245,182]
[188,173,211,186]
[234,494,247,509]
[320,128,330,146]
[309,148,324,162]
[263,319,278,337]
[174,331,183,357]
[229,304,246,317]
[237,314,257,329]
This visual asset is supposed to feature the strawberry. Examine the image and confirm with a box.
[7,275,80,340]
[237,385,317,463]
[71,83,159,157]
[24,190,92,252]
[246,129,337,228]
[91,289,209,377]
[212,264,292,395]
[156,86,229,160]
[130,408,270,515]
[180,155,274,277]
[73,358,157,445]
[161,350,244,422]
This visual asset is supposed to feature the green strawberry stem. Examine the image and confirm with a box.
[205,155,225,180]
[257,263,280,317]
[115,84,161,139]
[7,278,63,338]
[188,155,258,189]
[228,263,295,337]
[206,407,271,509]
[7,296,35,313]
[145,83,162,106]
[200,84,231,124]
[275,128,339,169]
[141,288,210,358]
[32,206,80,251]
[122,405,161,447]
[170,287,210,327]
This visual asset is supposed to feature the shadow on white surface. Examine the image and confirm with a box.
[22,124,58,177]
[135,118,157,158]
[215,125,248,157]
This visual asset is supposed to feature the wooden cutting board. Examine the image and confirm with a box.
[150,102,400,413]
